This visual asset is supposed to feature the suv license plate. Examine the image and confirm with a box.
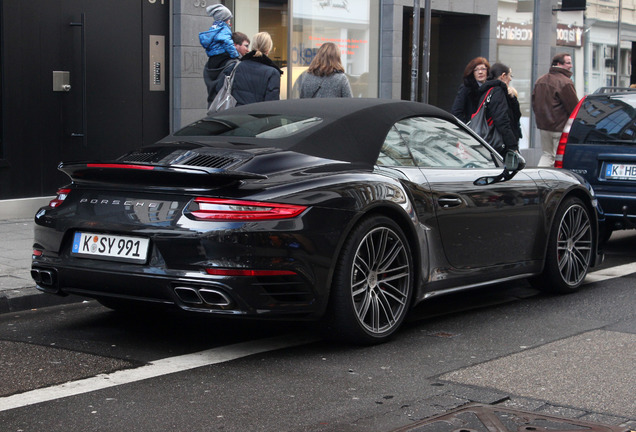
[71,232,149,263]
[606,163,636,180]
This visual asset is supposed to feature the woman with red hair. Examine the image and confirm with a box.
[451,57,490,123]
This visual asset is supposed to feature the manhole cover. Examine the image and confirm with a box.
[391,404,631,432]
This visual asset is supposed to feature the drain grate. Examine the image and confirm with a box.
[391,404,632,432]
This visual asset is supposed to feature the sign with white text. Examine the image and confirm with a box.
[497,22,583,47]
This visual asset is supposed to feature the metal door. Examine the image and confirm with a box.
[0,0,169,198]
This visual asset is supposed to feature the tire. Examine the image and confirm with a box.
[535,197,593,294]
[325,215,414,345]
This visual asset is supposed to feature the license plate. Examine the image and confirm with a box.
[606,163,636,180]
[71,232,149,263]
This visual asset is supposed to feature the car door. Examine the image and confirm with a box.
[393,116,543,269]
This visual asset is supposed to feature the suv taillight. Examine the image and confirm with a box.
[555,96,586,168]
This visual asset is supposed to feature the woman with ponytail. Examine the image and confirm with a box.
[226,32,283,105]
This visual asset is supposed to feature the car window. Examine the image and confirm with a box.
[173,115,323,139]
[392,117,497,168]
[569,97,636,143]
[377,127,415,166]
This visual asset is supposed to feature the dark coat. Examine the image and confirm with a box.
[220,50,283,106]
[509,91,523,140]
[204,54,239,105]
[451,76,481,123]
[477,80,520,152]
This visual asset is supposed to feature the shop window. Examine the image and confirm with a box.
[621,48,631,76]
[604,45,616,74]
[258,1,288,70]
[287,0,379,99]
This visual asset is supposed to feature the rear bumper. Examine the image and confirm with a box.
[31,262,326,319]
[31,202,355,319]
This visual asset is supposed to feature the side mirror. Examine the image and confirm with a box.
[474,151,526,186]
[504,151,526,171]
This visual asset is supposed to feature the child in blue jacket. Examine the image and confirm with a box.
[200,4,240,104]
[200,5,239,58]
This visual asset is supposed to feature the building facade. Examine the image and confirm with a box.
[1,0,634,211]
[584,0,636,93]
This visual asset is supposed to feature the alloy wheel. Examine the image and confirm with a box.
[557,203,592,286]
[350,226,411,335]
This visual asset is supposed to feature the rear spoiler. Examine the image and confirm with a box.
[58,162,267,187]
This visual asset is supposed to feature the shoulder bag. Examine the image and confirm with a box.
[310,77,325,98]
[468,87,505,154]
[208,62,240,114]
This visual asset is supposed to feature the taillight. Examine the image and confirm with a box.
[48,188,72,208]
[189,198,307,221]
[555,96,586,168]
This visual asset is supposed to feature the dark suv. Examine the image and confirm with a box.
[557,88,636,240]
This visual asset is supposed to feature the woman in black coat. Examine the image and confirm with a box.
[226,32,282,105]
[476,62,521,156]
[451,57,490,123]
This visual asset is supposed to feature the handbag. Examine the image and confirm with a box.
[310,77,325,98]
[468,88,505,154]
[208,62,239,114]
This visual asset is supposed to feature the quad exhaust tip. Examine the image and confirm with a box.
[31,268,56,286]
[174,286,232,307]
[31,268,60,294]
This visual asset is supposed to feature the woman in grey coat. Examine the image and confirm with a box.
[296,42,353,98]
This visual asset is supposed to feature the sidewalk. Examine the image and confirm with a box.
[0,218,78,314]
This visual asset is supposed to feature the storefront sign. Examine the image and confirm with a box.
[497,21,583,47]
[556,24,584,47]
[295,0,369,24]
[497,22,533,46]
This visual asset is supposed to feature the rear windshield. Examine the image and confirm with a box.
[569,96,636,144]
[174,114,323,139]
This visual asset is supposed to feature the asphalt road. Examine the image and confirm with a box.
[0,231,634,431]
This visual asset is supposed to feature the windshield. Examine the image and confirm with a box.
[173,114,323,139]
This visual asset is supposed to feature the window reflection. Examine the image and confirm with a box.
[382,117,497,169]
[378,127,415,166]
[285,0,379,99]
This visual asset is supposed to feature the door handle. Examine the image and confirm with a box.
[53,71,71,92]
[438,196,463,208]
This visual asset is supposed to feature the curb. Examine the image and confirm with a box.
[0,286,85,314]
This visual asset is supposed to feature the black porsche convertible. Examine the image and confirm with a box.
[31,98,603,344]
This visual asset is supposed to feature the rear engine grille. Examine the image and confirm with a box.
[184,154,238,169]
[120,152,158,163]
[119,149,248,170]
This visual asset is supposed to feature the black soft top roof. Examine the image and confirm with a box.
[168,98,458,166]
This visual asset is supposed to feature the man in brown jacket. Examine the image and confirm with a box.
[532,53,579,166]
